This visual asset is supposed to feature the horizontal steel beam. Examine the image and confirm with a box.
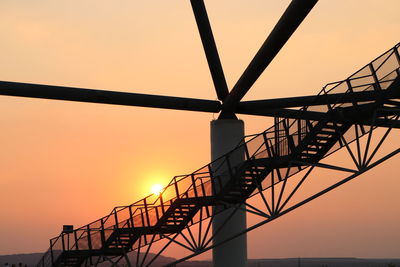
[220,0,318,118]
[237,106,400,128]
[1,79,398,117]
[237,107,322,120]
[237,88,400,110]
[0,81,221,113]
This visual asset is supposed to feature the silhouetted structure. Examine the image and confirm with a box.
[0,0,399,266]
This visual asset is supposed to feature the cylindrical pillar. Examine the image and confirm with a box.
[211,119,247,267]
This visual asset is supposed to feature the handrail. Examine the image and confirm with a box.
[37,42,400,267]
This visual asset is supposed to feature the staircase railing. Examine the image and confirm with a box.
[37,42,400,267]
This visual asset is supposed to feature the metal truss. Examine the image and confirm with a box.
[35,42,400,267]
[161,120,400,266]
[100,114,400,267]
[0,0,394,264]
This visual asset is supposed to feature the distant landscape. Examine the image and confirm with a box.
[1,253,400,267]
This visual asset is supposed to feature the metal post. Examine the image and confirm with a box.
[211,119,247,267]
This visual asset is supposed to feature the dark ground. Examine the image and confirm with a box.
[1,253,400,267]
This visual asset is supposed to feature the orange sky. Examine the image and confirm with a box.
[0,0,400,260]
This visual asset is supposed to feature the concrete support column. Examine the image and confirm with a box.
[211,119,247,267]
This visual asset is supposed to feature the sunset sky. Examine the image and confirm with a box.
[1,0,400,260]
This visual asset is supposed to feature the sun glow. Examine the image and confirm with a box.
[151,184,163,195]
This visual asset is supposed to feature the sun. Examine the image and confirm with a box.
[151,184,163,196]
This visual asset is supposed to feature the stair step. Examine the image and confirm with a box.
[300,152,317,156]
[238,180,254,185]
[242,174,260,179]
[110,239,132,243]
[242,172,259,177]
[319,130,336,135]
[166,218,184,222]
[111,242,131,246]
[116,236,131,240]
[235,185,254,190]
[236,182,255,187]
[300,153,318,159]
[305,146,319,152]
[245,170,263,174]
[321,125,337,131]
[324,124,339,129]
[166,222,184,226]
[114,239,132,243]
[310,139,329,147]
[172,213,190,218]
[233,184,252,189]
[314,135,333,141]
[239,177,254,181]
[179,206,196,210]
[169,217,187,221]
[306,144,323,150]
[173,210,191,214]
[174,208,191,212]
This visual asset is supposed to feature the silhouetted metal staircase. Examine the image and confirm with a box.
[37,43,400,267]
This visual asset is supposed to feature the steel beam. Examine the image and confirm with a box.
[237,107,400,128]
[237,88,400,110]
[1,80,398,118]
[220,0,318,118]
[190,0,229,101]
[0,81,221,113]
